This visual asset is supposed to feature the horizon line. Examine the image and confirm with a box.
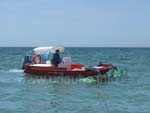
[0,46,150,48]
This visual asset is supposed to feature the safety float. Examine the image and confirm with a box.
[22,46,115,77]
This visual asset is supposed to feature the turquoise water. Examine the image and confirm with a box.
[0,47,150,113]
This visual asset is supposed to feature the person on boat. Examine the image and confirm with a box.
[51,50,62,66]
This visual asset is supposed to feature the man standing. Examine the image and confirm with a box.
[51,50,62,66]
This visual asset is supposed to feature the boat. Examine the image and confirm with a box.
[22,46,114,77]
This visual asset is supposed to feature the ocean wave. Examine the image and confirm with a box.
[8,69,23,73]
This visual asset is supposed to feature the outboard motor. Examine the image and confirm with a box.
[21,55,32,69]
[21,56,26,69]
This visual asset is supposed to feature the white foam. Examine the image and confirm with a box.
[9,69,23,73]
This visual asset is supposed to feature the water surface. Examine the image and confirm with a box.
[0,47,150,113]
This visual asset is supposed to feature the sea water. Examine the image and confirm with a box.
[0,47,150,113]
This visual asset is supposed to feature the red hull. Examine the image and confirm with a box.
[24,65,98,77]
[24,65,109,77]
[24,64,113,77]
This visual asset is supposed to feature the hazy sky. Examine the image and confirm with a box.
[0,0,150,47]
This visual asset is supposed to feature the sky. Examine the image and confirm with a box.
[0,0,150,47]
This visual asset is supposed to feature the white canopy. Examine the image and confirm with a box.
[34,46,65,54]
